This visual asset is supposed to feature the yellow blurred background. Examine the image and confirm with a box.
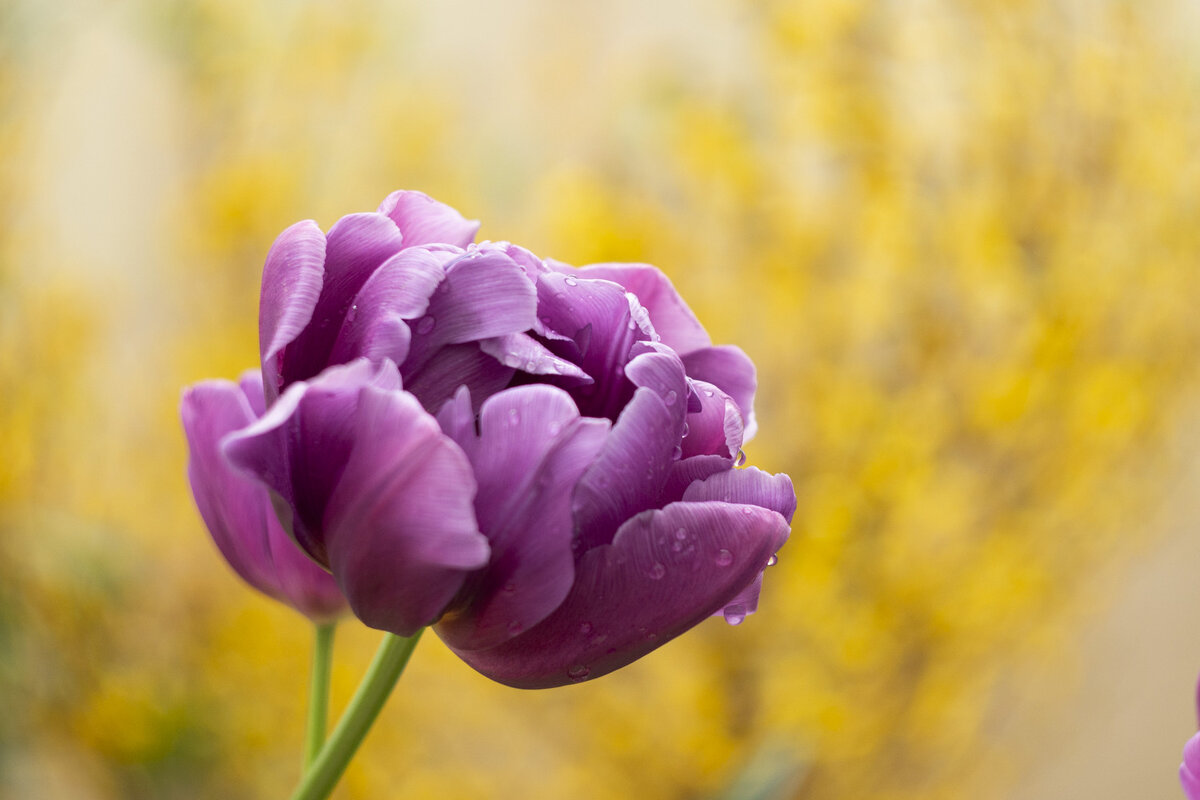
[3,0,1200,798]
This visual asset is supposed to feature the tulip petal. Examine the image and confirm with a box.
[578,262,711,356]
[1184,732,1200,800]
[446,501,790,688]
[224,359,401,565]
[573,349,688,551]
[536,273,655,419]
[661,455,734,504]
[403,342,516,414]
[327,246,448,366]
[681,467,797,524]
[258,220,326,402]
[402,249,539,377]
[281,213,406,387]
[377,190,479,248]
[322,384,488,636]
[182,376,344,621]
[681,380,744,460]
[438,386,610,650]
[479,332,592,384]
[682,345,758,442]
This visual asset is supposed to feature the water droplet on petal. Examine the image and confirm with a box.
[741,506,754,516]
[645,632,658,642]
[664,389,677,406]
[548,421,563,436]
[671,541,684,553]
[579,622,593,636]
[723,604,747,626]
[567,664,590,680]
[703,389,715,398]
[735,449,747,467]
[672,444,683,460]
[674,528,688,541]
[681,422,690,438]
[564,275,578,287]
[626,318,637,331]
[416,316,436,335]
[525,359,537,371]
[766,553,779,567]
[647,563,666,580]
[507,408,521,426]
[346,304,358,322]
[715,549,734,567]
[540,315,553,326]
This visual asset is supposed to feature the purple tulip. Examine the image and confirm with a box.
[181,370,346,622]
[1182,674,1200,798]
[184,190,794,688]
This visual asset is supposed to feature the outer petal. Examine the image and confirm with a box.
[578,263,711,356]
[682,346,758,442]
[258,220,326,402]
[446,501,790,689]
[322,384,489,636]
[681,467,797,524]
[182,377,344,621]
[223,359,401,565]
[437,386,609,650]
[377,190,480,248]
[1183,731,1200,800]
[683,467,795,623]
[280,213,406,388]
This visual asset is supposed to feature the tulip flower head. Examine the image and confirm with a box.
[183,190,794,687]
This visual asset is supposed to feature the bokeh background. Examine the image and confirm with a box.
[3,1,1200,798]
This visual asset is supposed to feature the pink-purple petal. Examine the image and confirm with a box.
[322,384,488,636]
[578,262,711,356]
[377,190,479,248]
[446,501,790,689]
[327,247,447,366]
[281,213,406,387]
[681,380,744,460]
[181,377,344,622]
[438,386,609,650]
[403,342,516,414]
[402,250,538,373]
[258,220,326,402]
[1184,731,1200,799]
[479,333,592,384]
[682,345,758,442]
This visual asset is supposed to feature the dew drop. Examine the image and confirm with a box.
[672,444,683,461]
[674,528,688,541]
[741,506,754,516]
[564,275,579,287]
[567,664,590,680]
[507,408,521,426]
[664,389,678,406]
[715,548,734,567]
[681,422,690,438]
[548,420,563,436]
[346,304,358,322]
[540,315,553,326]
[703,389,715,398]
[735,448,747,467]
[671,541,684,553]
[416,316,436,335]
[626,318,637,331]
[723,605,747,626]
[645,632,658,641]
[766,553,779,567]
[647,563,666,580]
[579,621,593,636]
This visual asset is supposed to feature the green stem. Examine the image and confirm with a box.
[289,630,424,800]
[303,622,337,770]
